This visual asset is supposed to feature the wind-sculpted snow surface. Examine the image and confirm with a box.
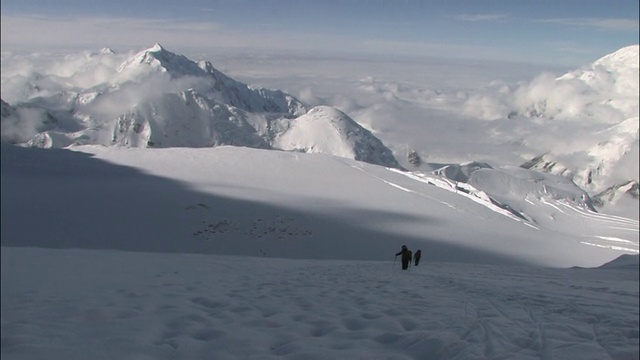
[2,247,638,360]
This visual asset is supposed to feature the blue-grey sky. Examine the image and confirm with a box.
[1,0,638,66]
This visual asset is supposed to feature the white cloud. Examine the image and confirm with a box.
[358,39,514,62]
[536,17,640,32]
[455,14,509,22]
[1,107,46,143]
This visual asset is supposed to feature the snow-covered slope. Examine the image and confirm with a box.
[117,43,206,78]
[2,246,637,360]
[107,89,270,148]
[271,106,399,168]
[196,59,306,116]
[2,143,637,268]
[431,161,595,211]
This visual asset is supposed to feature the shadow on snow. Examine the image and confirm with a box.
[1,143,522,265]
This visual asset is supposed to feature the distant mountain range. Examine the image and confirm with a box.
[1,44,637,208]
[0,43,399,168]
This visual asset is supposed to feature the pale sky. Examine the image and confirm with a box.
[1,0,639,66]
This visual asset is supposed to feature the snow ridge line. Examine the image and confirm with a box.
[556,200,639,227]
[348,164,459,211]
[593,236,638,245]
[386,168,537,227]
[580,241,640,253]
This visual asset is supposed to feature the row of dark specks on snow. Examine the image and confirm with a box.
[188,205,314,241]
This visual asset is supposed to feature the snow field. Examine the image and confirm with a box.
[2,247,638,360]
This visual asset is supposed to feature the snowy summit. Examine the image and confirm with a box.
[116,43,205,77]
[1,44,400,167]
[516,45,639,201]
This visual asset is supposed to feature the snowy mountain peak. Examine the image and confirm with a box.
[593,180,639,207]
[149,42,164,52]
[114,44,306,116]
[1,44,398,168]
[197,60,216,75]
[116,43,205,77]
[593,44,639,70]
[558,44,639,94]
[308,105,346,117]
[513,45,639,202]
[272,105,400,168]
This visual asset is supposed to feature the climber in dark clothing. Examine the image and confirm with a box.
[395,245,411,270]
[414,249,422,266]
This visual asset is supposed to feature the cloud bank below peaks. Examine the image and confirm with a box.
[457,45,638,195]
[334,45,638,202]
